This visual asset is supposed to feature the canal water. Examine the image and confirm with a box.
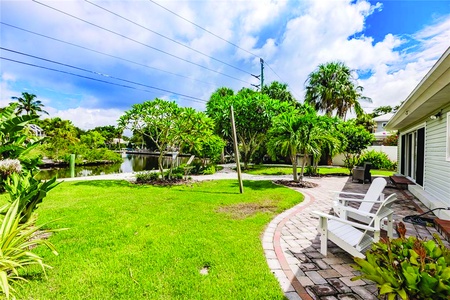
[37,154,190,180]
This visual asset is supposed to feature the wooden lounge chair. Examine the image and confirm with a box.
[333,177,387,225]
[313,193,397,258]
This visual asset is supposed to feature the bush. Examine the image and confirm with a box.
[352,222,450,300]
[201,165,216,175]
[135,171,159,183]
[358,150,396,170]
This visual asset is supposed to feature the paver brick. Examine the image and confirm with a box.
[337,294,363,300]
[350,286,378,300]
[331,264,355,277]
[305,271,327,284]
[340,276,365,287]
[297,275,314,286]
[312,258,329,270]
[317,269,341,278]
[327,278,352,294]
[310,284,337,296]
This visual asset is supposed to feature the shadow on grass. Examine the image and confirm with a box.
[240,180,284,191]
[71,180,133,188]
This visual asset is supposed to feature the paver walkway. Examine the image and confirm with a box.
[263,176,449,300]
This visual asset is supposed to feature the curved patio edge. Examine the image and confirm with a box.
[262,190,316,300]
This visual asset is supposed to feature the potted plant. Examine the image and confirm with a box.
[352,222,450,300]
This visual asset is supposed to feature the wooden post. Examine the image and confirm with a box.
[230,106,244,193]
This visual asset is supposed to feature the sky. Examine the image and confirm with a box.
[1,0,449,131]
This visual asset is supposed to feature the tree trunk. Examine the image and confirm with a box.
[158,151,165,179]
[292,154,298,182]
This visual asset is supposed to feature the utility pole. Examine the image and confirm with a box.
[251,58,265,90]
[230,105,244,194]
[260,58,264,88]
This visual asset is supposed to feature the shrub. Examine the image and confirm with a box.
[352,222,450,300]
[1,173,60,223]
[358,150,396,170]
[201,165,216,175]
[0,199,61,299]
[135,171,159,183]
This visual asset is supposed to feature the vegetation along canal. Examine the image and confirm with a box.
[37,154,190,180]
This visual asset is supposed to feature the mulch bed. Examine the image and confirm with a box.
[273,180,318,188]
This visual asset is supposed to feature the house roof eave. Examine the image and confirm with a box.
[386,47,450,131]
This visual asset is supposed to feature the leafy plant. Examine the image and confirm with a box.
[1,173,59,223]
[0,199,60,299]
[358,150,396,170]
[352,222,450,300]
[135,171,159,183]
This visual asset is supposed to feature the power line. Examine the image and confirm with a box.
[145,1,299,96]
[0,56,208,104]
[0,22,218,87]
[84,0,252,76]
[148,0,261,59]
[32,0,253,85]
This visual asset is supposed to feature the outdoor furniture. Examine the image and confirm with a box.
[352,162,372,183]
[333,177,386,225]
[313,193,397,258]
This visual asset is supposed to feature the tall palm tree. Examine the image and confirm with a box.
[10,92,48,116]
[305,62,371,120]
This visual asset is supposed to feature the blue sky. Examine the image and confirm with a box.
[1,0,449,130]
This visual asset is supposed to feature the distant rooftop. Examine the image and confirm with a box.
[373,113,394,122]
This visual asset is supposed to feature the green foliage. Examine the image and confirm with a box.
[358,150,396,170]
[0,104,42,174]
[267,104,340,181]
[207,87,294,169]
[2,173,60,223]
[305,61,371,119]
[352,227,450,300]
[10,92,48,116]
[0,199,59,299]
[337,120,375,172]
[135,171,159,183]
[261,81,298,107]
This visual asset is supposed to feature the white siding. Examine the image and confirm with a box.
[424,106,450,206]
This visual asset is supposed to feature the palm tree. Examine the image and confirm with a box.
[10,92,48,116]
[267,104,338,182]
[305,62,371,120]
[261,81,298,107]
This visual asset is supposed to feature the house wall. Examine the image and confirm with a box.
[401,104,450,220]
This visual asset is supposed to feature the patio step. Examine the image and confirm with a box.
[434,219,450,242]
[389,175,415,190]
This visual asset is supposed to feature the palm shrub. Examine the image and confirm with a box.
[352,222,450,300]
[0,199,60,299]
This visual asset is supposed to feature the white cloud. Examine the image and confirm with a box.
[50,107,123,130]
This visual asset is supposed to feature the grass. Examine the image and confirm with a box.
[243,165,395,177]
[3,180,302,299]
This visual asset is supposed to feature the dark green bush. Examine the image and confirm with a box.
[358,150,396,170]
[201,165,216,175]
[136,171,159,183]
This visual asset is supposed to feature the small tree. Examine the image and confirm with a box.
[337,120,375,172]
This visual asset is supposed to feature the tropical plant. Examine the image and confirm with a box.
[358,150,396,170]
[267,104,340,181]
[0,104,42,176]
[337,120,374,172]
[2,173,59,223]
[352,222,450,300]
[10,92,48,116]
[0,199,60,299]
[261,81,298,107]
[305,61,371,120]
[206,88,292,169]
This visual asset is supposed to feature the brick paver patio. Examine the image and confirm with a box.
[263,175,450,300]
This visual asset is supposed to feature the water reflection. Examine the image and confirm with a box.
[36,154,189,180]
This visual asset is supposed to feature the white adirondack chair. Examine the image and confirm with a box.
[333,177,387,225]
[313,193,397,258]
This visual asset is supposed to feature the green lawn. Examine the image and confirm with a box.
[243,165,395,177]
[6,180,302,299]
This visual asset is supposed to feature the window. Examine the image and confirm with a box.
[447,112,450,161]
[382,122,387,128]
